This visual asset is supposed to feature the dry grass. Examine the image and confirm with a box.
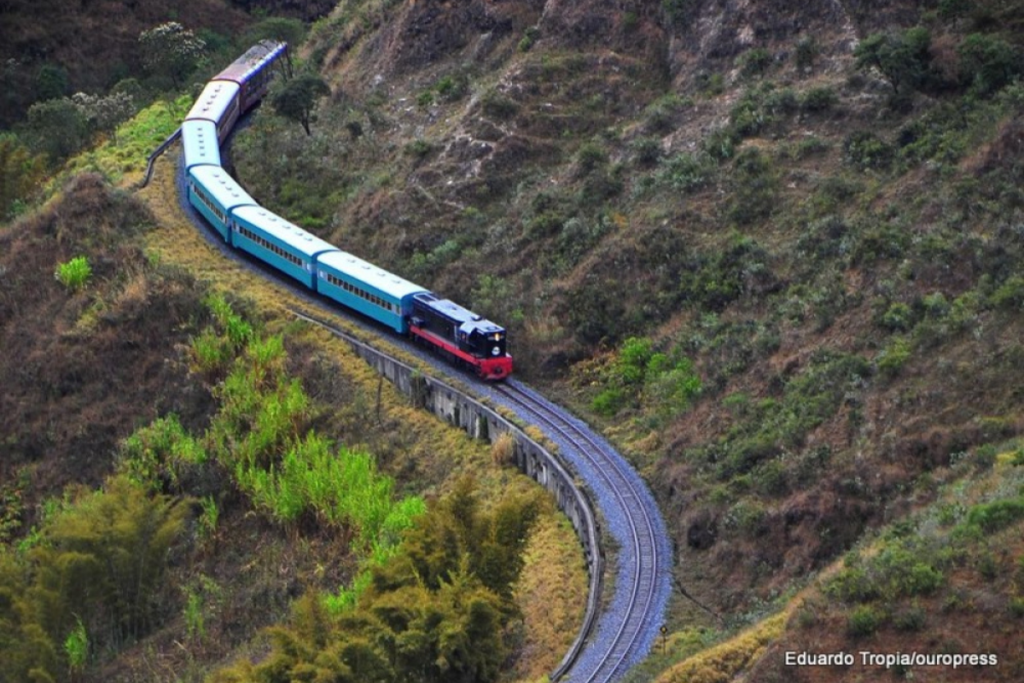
[655,612,787,683]
[135,150,588,678]
[512,509,589,682]
[491,431,516,466]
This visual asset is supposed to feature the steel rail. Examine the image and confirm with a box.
[495,382,664,683]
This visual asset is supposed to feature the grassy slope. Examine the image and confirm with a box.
[224,0,1024,680]
[0,85,586,681]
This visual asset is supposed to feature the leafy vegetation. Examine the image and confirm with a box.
[271,72,331,136]
[0,477,187,682]
[209,477,540,683]
[54,255,92,291]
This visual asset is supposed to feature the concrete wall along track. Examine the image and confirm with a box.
[324,317,603,682]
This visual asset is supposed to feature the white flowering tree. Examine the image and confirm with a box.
[71,91,136,143]
[138,22,206,89]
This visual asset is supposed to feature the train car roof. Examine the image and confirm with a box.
[180,120,221,170]
[232,205,338,258]
[214,40,288,84]
[414,293,505,335]
[318,251,428,300]
[184,80,240,124]
[189,166,257,210]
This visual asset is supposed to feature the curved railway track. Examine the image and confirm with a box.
[493,381,671,683]
[159,119,672,681]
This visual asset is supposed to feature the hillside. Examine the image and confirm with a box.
[3,0,1024,681]
[229,0,1024,680]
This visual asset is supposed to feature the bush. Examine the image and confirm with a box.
[795,37,817,74]
[958,33,1022,97]
[854,27,932,95]
[737,48,773,78]
[800,86,837,112]
[518,26,540,52]
[54,256,92,291]
[657,152,713,192]
[844,131,893,170]
[662,0,696,28]
[631,136,662,166]
[847,604,882,637]
[879,302,914,331]
[575,141,607,177]
[876,336,912,379]
[592,388,627,416]
[964,498,1024,533]
[481,90,518,120]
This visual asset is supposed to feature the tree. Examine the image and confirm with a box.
[271,73,330,136]
[0,133,44,218]
[958,33,1022,97]
[854,27,932,95]
[29,477,188,646]
[71,91,135,143]
[244,17,307,48]
[138,22,206,89]
[23,97,90,162]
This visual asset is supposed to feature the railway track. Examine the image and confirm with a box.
[493,381,671,683]
[163,131,671,681]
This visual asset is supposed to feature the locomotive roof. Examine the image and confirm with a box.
[414,293,505,334]
[184,80,240,123]
[180,120,221,170]
[190,166,257,211]
[233,206,338,258]
[318,251,428,301]
[214,40,288,84]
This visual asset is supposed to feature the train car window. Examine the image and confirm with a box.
[192,184,225,223]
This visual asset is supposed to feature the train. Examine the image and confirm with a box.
[180,41,513,381]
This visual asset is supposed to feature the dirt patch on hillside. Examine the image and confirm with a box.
[0,173,212,514]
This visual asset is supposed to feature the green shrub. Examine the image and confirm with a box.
[434,74,468,102]
[876,336,911,379]
[989,275,1024,310]
[663,0,697,28]
[575,141,607,176]
[642,93,690,133]
[727,148,778,225]
[404,139,434,158]
[893,604,926,632]
[657,152,713,192]
[800,86,837,112]
[958,33,1022,97]
[481,90,519,119]
[737,48,773,78]
[844,130,893,170]
[592,388,627,416]
[880,302,913,331]
[54,255,92,291]
[631,136,662,166]
[64,616,89,672]
[518,25,540,52]
[854,27,933,96]
[794,37,817,74]
[964,498,1024,533]
[847,604,882,637]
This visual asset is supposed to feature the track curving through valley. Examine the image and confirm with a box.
[158,118,672,681]
[491,381,672,683]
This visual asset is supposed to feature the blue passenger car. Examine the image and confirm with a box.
[231,206,338,288]
[187,166,257,242]
[317,251,428,334]
[180,120,221,171]
[185,80,241,143]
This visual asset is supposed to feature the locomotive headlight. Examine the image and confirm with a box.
[492,346,500,356]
